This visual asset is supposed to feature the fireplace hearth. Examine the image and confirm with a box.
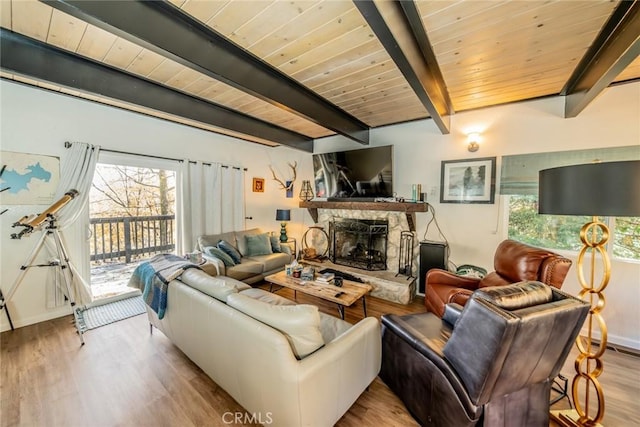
[329,218,388,271]
[306,208,418,304]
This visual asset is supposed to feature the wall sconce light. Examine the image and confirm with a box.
[467,132,481,152]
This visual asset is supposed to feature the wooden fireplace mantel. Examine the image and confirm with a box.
[299,200,428,231]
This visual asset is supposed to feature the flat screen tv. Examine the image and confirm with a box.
[313,145,393,200]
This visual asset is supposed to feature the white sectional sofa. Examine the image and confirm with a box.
[145,268,381,427]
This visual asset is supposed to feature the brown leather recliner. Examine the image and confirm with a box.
[425,239,572,317]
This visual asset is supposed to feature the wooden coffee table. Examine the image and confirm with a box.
[265,270,372,320]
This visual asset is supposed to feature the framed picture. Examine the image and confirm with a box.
[440,157,496,204]
[285,180,293,198]
[252,177,265,192]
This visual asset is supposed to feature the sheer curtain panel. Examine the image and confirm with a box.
[177,161,243,255]
[47,142,100,306]
[223,165,245,233]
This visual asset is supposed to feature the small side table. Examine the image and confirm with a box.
[281,238,297,258]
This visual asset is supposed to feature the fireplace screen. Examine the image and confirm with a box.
[329,218,388,271]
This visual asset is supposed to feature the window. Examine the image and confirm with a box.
[613,217,640,260]
[507,195,640,261]
[501,147,639,261]
[89,156,178,299]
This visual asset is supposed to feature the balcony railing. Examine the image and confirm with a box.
[90,214,175,264]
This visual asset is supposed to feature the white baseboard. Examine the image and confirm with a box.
[0,305,72,333]
[580,327,640,352]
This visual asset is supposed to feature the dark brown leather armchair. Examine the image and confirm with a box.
[425,239,572,317]
[380,281,589,427]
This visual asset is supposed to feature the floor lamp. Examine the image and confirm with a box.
[539,160,640,426]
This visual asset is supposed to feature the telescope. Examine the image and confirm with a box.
[11,189,78,239]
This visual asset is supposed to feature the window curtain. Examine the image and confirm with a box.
[223,165,245,232]
[46,142,100,307]
[177,162,244,255]
[500,146,640,195]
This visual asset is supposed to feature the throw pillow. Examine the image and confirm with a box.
[245,233,273,256]
[235,228,262,256]
[217,240,242,264]
[270,235,282,253]
[227,293,324,359]
[203,246,236,267]
[198,232,235,252]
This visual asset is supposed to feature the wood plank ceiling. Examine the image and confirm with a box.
[1,0,638,151]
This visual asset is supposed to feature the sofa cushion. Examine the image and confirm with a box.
[239,289,350,343]
[240,288,296,305]
[245,233,273,256]
[239,290,349,341]
[218,240,242,264]
[215,276,252,292]
[226,259,264,281]
[198,231,236,251]
[225,268,256,282]
[318,312,352,344]
[203,246,236,267]
[235,228,262,256]
[270,235,282,253]
[246,252,291,272]
[180,269,239,302]
[227,293,324,359]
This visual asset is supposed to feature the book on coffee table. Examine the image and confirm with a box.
[316,272,335,284]
[301,266,315,281]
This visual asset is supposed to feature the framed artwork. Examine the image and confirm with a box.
[252,177,265,192]
[285,180,293,198]
[0,151,60,205]
[440,157,496,204]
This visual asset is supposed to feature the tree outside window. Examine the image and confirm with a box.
[613,217,640,259]
[508,195,639,261]
[91,165,175,218]
[90,164,177,265]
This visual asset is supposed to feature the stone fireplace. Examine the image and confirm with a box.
[299,200,429,304]
[330,218,388,271]
[313,208,417,278]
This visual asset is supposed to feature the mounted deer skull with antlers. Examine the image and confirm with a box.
[269,161,297,191]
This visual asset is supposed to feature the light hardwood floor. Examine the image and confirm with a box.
[1,288,638,427]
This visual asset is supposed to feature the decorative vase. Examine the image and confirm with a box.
[299,180,314,201]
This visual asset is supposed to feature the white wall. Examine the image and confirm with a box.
[0,80,310,331]
[1,79,639,349]
[311,82,640,349]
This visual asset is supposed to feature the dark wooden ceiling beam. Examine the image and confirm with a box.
[355,0,452,134]
[0,29,314,152]
[43,0,370,145]
[563,1,640,118]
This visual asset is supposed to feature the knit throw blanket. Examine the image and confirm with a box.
[128,254,200,319]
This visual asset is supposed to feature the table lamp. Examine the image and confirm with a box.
[539,160,640,426]
[276,209,291,243]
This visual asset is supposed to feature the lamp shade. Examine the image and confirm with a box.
[539,160,640,217]
[275,209,291,221]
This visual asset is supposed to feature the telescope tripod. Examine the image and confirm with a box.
[0,216,85,345]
